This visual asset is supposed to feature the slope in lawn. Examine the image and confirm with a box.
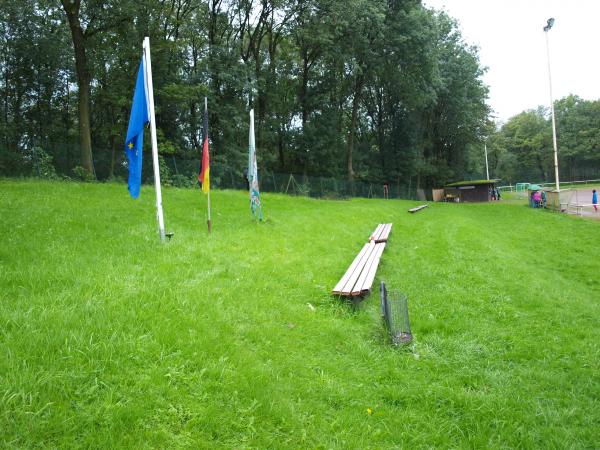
[0,180,599,448]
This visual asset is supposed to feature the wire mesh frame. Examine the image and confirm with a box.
[380,281,412,345]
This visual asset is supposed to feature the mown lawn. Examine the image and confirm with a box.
[1,179,599,448]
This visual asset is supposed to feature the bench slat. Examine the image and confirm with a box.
[357,243,386,295]
[333,223,393,297]
[408,204,428,213]
[352,242,386,295]
[370,224,384,242]
[376,223,392,242]
[378,224,387,240]
[332,243,372,295]
[338,242,377,294]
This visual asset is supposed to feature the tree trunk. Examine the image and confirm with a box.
[109,134,116,178]
[300,54,309,130]
[300,52,310,176]
[346,75,364,180]
[254,49,264,148]
[278,124,285,170]
[61,0,94,177]
[190,102,200,151]
[536,154,546,181]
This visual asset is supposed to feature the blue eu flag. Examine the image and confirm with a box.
[125,57,149,199]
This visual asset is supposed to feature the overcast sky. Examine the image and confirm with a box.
[423,0,600,122]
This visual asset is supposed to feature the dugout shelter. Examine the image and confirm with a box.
[443,179,500,202]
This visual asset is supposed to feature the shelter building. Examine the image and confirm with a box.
[443,180,499,202]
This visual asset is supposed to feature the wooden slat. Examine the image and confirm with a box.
[378,224,387,241]
[332,243,370,294]
[408,204,428,213]
[352,242,386,295]
[339,242,377,295]
[334,223,393,297]
[369,224,383,242]
[332,243,372,295]
[385,223,392,239]
[376,223,392,242]
[357,243,386,295]
[376,224,386,241]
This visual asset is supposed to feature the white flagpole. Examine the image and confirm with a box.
[249,108,254,195]
[143,37,166,241]
[484,142,489,180]
[205,97,211,233]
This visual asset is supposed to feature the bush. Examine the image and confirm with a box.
[72,166,96,182]
[158,155,172,186]
[106,175,125,184]
[31,147,58,180]
[171,174,197,188]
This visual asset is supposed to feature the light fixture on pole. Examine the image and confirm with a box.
[543,17,560,192]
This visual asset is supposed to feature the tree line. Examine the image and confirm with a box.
[1,0,494,190]
[487,95,600,185]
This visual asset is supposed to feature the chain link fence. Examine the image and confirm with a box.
[162,157,419,200]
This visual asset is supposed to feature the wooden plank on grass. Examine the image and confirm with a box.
[369,224,384,242]
[376,223,392,242]
[352,242,386,295]
[358,243,386,295]
[408,204,428,213]
[339,242,377,295]
[332,243,372,295]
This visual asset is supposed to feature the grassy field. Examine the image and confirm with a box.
[1,179,599,448]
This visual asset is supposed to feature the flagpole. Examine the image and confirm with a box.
[143,37,166,241]
[248,108,263,220]
[205,96,211,234]
[249,108,254,198]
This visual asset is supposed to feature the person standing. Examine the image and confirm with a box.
[593,189,598,212]
[541,190,547,208]
[533,190,541,208]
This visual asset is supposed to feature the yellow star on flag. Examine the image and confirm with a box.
[128,141,134,149]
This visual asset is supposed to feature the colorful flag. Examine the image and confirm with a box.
[198,103,210,193]
[124,57,149,199]
[248,109,263,219]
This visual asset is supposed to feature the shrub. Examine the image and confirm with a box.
[31,147,58,180]
[72,166,96,182]
[171,174,197,188]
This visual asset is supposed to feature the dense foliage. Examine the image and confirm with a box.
[486,95,600,184]
[1,0,490,188]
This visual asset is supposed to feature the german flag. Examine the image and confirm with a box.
[198,103,210,193]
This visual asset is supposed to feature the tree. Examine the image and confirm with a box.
[60,0,94,176]
[59,0,129,177]
[2,0,493,190]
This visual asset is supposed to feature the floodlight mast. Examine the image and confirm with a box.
[543,17,560,192]
[484,141,489,180]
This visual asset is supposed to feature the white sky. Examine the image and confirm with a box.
[423,0,600,122]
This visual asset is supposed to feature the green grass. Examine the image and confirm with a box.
[1,179,599,448]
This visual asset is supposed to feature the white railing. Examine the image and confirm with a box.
[499,179,600,193]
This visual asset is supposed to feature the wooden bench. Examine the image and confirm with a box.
[332,224,392,297]
[408,204,428,213]
[332,241,387,297]
[369,223,392,243]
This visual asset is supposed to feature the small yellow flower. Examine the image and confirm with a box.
[367,408,373,415]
